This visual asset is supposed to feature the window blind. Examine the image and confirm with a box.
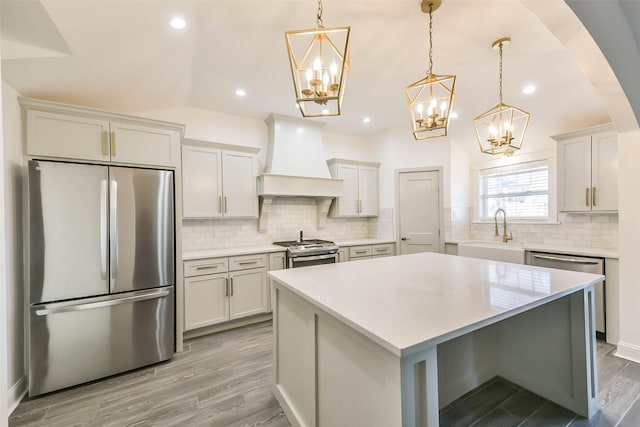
[479,164,549,219]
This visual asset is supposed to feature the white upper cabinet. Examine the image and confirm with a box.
[327,158,380,217]
[182,145,222,218]
[21,98,182,167]
[182,140,258,219]
[555,124,618,212]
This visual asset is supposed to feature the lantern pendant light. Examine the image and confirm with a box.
[405,0,456,140]
[473,37,530,156]
[285,0,350,118]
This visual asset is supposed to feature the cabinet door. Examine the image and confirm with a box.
[371,243,395,257]
[268,252,286,311]
[358,165,379,216]
[558,137,591,212]
[222,151,258,218]
[591,132,618,211]
[336,164,359,216]
[26,110,111,162]
[184,273,229,330]
[229,268,267,319]
[110,121,181,167]
[337,248,349,263]
[182,146,223,218]
[269,252,286,271]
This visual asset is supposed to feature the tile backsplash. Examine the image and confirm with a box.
[182,198,395,252]
[445,207,618,250]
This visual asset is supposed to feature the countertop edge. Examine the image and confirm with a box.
[445,240,619,259]
[183,238,397,260]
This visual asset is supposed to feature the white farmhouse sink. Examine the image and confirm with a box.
[457,241,525,264]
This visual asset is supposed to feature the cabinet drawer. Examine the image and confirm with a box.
[184,257,229,277]
[229,254,267,271]
[349,246,372,258]
[372,244,394,257]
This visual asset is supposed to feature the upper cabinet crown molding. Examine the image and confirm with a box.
[18,97,185,133]
[182,138,260,155]
[551,123,615,142]
[20,97,183,168]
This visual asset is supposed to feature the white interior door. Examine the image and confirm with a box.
[397,170,440,254]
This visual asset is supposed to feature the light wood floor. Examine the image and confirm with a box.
[9,320,640,426]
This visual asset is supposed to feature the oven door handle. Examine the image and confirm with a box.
[290,253,338,263]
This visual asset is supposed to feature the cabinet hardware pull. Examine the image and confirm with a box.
[354,250,367,254]
[238,260,258,265]
[225,278,229,297]
[585,187,590,207]
[230,277,234,296]
[401,237,407,241]
[102,131,109,155]
[375,248,386,252]
[531,254,601,265]
[592,187,596,206]
[111,131,116,156]
[224,196,227,213]
[196,265,218,270]
[218,196,222,213]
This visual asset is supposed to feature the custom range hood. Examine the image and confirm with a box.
[257,113,343,230]
[258,114,343,197]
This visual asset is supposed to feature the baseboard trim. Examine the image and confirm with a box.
[182,313,273,342]
[614,341,640,364]
[8,375,27,415]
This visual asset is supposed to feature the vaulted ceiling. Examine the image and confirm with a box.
[1,0,614,158]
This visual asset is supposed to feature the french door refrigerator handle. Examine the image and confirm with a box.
[110,178,119,283]
[100,179,108,280]
[35,289,171,316]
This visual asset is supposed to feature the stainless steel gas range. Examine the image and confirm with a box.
[273,237,339,269]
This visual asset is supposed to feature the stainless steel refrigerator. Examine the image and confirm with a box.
[28,160,175,396]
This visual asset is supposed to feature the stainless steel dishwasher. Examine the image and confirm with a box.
[527,251,605,339]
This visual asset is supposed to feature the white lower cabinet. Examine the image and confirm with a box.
[268,252,286,311]
[345,243,396,261]
[184,254,267,331]
[184,273,229,329]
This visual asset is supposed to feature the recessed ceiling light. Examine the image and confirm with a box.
[450,111,459,119]
[523,85,536,94]
[235,89,246,97]
[170,17,186,30]
[362,117,371,124]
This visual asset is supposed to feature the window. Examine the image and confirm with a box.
[478,161,550,220]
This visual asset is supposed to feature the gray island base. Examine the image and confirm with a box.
[269,252,604,427]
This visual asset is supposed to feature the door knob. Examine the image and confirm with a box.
[401,237,407,241]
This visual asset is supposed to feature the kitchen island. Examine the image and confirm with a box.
[269,252,604,427]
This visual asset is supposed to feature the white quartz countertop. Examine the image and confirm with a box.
[333,238,395,246]
[269,252,604,357]
[182,238,396,260]
[447,240,618,259]
[183,245,284,260]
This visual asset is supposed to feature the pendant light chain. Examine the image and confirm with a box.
[427,4,433,75]
[498,42,503,105]
[316,0,323,27]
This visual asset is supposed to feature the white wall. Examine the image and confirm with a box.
[2,82,25,413]
[616,130,640,361]
[375,128,452,209]
[521,0,640,362]
[0,51,9,427]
